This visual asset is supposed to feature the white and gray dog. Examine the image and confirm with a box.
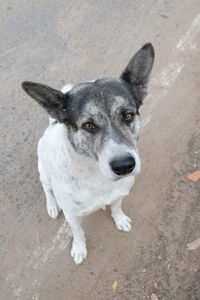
[22,43,154,264]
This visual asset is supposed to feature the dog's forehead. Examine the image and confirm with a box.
[68,78,136,120]
[97,78,135,108]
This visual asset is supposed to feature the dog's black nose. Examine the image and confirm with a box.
[110,156,135,176]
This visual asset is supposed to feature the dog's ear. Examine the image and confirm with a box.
[21,81,69,123]
[121,43,154,108]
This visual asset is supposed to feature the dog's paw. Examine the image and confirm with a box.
[113,212,132,232]
[71,242,87,265]
[47,203,61,219]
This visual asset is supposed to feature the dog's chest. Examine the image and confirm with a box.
[62,174,134,216]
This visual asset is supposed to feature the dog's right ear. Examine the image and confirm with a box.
[21,81,69,123]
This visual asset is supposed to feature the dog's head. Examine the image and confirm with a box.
[22,43,154,180]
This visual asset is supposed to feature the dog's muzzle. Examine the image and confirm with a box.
[110,155,135,176]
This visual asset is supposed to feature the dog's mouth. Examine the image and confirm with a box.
[111,171,134,182]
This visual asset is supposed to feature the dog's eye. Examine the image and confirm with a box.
[124,113,134,123]
[82,122,96,132]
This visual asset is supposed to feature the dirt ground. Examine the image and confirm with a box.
[1,1,200,299]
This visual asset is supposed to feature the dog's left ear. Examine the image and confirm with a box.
[22,81,69,123]
[121,43,154,108]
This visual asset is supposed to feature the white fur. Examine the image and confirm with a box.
[61,83,73,93]
[37,83,140,265]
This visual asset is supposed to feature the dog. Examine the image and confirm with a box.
[22,43,154,264]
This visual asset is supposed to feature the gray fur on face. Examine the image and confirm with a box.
[66,78,141,159]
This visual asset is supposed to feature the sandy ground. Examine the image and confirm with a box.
[1,1,200,299]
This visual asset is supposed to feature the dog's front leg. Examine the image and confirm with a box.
[111,198,132,232]
[41,183,61,219]
[63,213,87,265]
